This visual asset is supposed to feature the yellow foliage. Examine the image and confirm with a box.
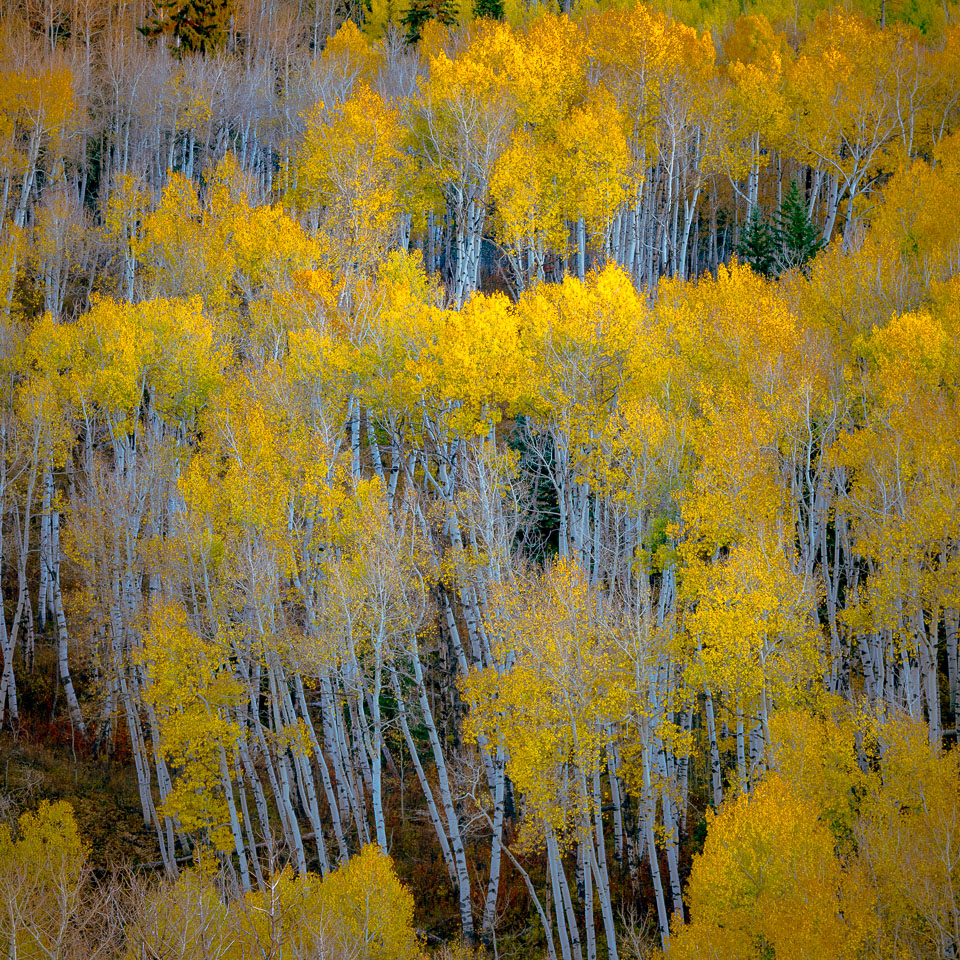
[70,295,225,429]
[0,801,88,960]
[683,540,823,733]
[139,602,244,850]
[464,558,631,834]
[134,845,421,960]
[669,775,875,960]
[857,718,960,960]
[294,81,411,275]
[767,706,865,840]
[314,845,422,960]
[556,87,633,247]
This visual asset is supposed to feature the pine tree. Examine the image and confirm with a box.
[402,0,456,41]
[773,179,823,275]
[737,206,775,278]
[139,0,235,55]
[473,0,505,19]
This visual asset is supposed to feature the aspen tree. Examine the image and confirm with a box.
[0,801,90,960]
[293,81,411,279]
[667,775,875,960]
[465,559,627,960]
[410,19,522,304]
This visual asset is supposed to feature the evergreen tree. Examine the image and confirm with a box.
[737,206,775,278]
[773,179,823,275]
[139,0,234,55]
[402,0,456,41]
[473,0,505,19]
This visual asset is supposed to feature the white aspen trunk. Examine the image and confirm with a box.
[500,834,559,960]
[735,704,747,789]
[608,210,623,265]
[582,839,596,960]
[238,732,275,860]
[0,426,9,726]
[454,201,469,305]
[656,749,684,922]
[590,494,603,587]
[53,573,86,738]
[471,200,484,293]
[142,700,179,870]
[0,602,13,730]
[263,662,308,873]
[576,217,586,280]
[277,749,308,874]
[294,674,348,863]
[749,722,765,781]
[390,667,456,884]
[670,196,680,276]
[386,424,401,511]
[661,148,675,273]
[642,745,670,946]
[274,660,330,872]
[109,599,153,827]
[840,171,863,249]
[678,709,692,831]
[822,173,841,244]
[946,607,958,716]
[917,610,942,744]
[481,747,506,945]
[859,629,879,701]
[678,187,700,281]
[291,725,331,872]
[550,434,570,561]
[349,396,361,481]
[347,691,375,794]
[427,210,436,273]
[13,130,41,229]
[552,827,583,960]
[545,824,574,960]
[645,181,658,285]
[884,633,896,707]
[0,564,16,728]
[901,637,917,717]
[576,481,591,570]
[440,587,470,673]
[808,165,824,219]
[322,675,370,845]
[123,227,136,300]
[604,738,625,863]
[746,132,760,217]
[590,768,619,960]
[318,677,354,826]
[625,196,640,284]
[613,742,640,877]
[454,193,485,307]
[38,467,51,630]
[368,655,388,850]
[409,631,475,942]
[1,454,39,727]
[219,744,251,893]
[366,416,385,484]
[822,516,844,694]
[237,762,265,888]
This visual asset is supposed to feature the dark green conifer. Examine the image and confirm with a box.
[140,0,235,55]
[773,179,823,275]
[473,0,505,19]
[402,0,457,42]
[737,205,775,278]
